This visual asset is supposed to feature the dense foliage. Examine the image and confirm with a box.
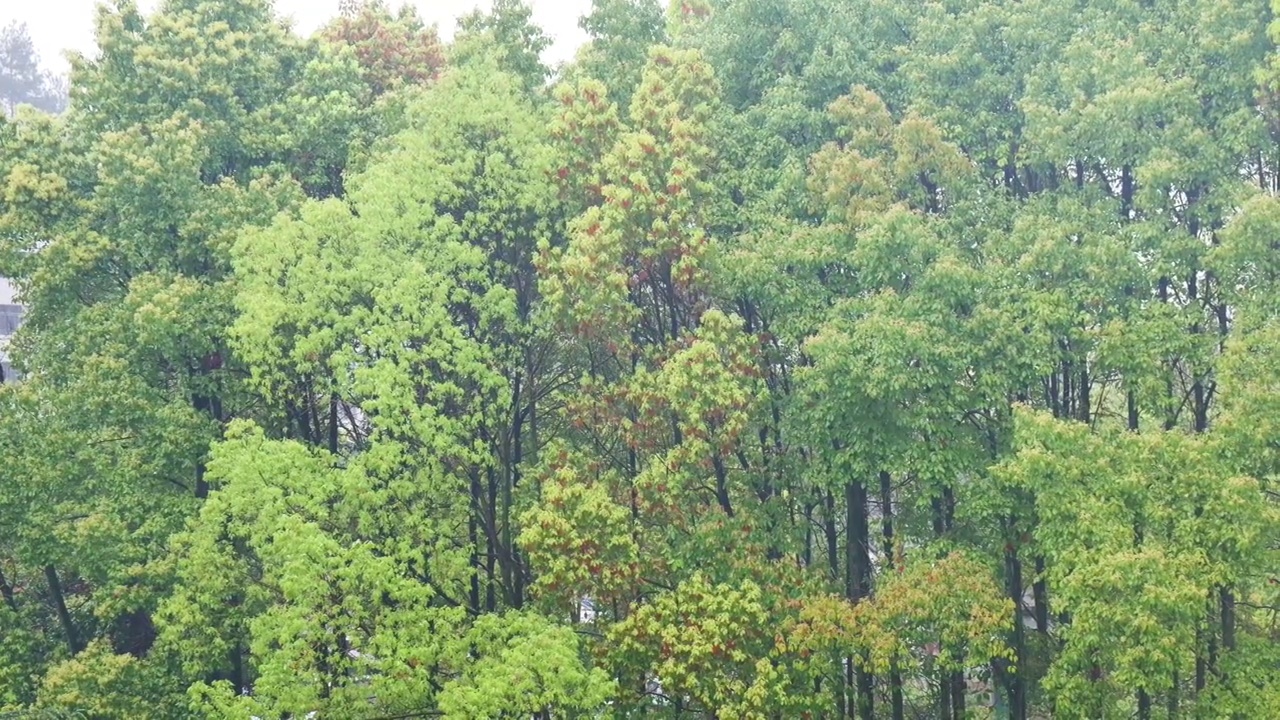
[2,0,1279,717]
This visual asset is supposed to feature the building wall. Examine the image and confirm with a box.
[0,278,22,383]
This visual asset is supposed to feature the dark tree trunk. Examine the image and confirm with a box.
[1121,165,1134,219]
[1190,269,1214,690]
[1196,591,1216,695]
[0,566,16,613]
[951,667,966,720]
[857,668,874,720]
[1196,629,1207,694]
[1049,367,1060,418]
[327,393,339,454]
[194,391,211,500]
[1206,595,1218,684]
[846,484,871,600]
[889,662,905,720]
[880,472,904,720]
[846,479,873,720]
[939,666,952,720]
[1033,556,1049,634]
[943,485,956,530]
[468,471,482,614]
[486,465,498,613]
[45,564,82,654]
[1004,538,1028,720]
[231,642,245,694]
[835,654,847,720]
[191,355,225,499]
[1062,357,1073,420]
[1077,365,1090,424]
[1220,586,1235,653]
[1134,392,1150,719]
[509,375,525,609]
[824,490,840,581]
[803,500,816,568]
[825,488,845,719]
[879,471,894,563]
[712,455,735,517]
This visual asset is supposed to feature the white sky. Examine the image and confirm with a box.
[1,0,592,75]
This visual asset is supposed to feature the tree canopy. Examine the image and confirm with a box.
[2,0,1280,718]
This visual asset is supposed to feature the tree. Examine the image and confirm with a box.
[319,0,446,97]
[0,0,385,712]
[0,22,66,115]
[569,0,667,113]
[453,0,551,94]
[159,61,576,714]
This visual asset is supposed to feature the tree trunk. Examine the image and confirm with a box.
[0,566,16,613]
[931,486,960,720]
[1049,366,1060,418]
[191,349,229,499]
[468,470,482,614]
[825,489,845,719]
[880,471,904,720]
[1004,526,1028,720]
[485,464,498,613]
[324,393,337,453]
[1195,628,1207,694]
[712,455,735,517]
[45,564,82,654]
[1196,590,1216,695]
[1220,586,1235,653]
[939,665,952,720]
[1033,556,1049,634]
[508,375,525,608]
[847,479,873,720]
[803,500,815,568]
[951,666,966,720]
[879,471,894,564]
[824,490,840,581]
[194,391,212,499]
[231,642,246,694]
[1062,357,1073,419]
[1077,365,1090,424]
[835,652,847,720]
[1133,394,1150,719]
[943,485,956,530]
[889,662,905,720]
[1121,165,1134,219]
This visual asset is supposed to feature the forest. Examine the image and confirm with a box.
[1,0,1279,717]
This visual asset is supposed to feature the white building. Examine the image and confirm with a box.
[0,278,22,383]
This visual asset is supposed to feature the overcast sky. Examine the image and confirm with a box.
[1,0,592,75]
